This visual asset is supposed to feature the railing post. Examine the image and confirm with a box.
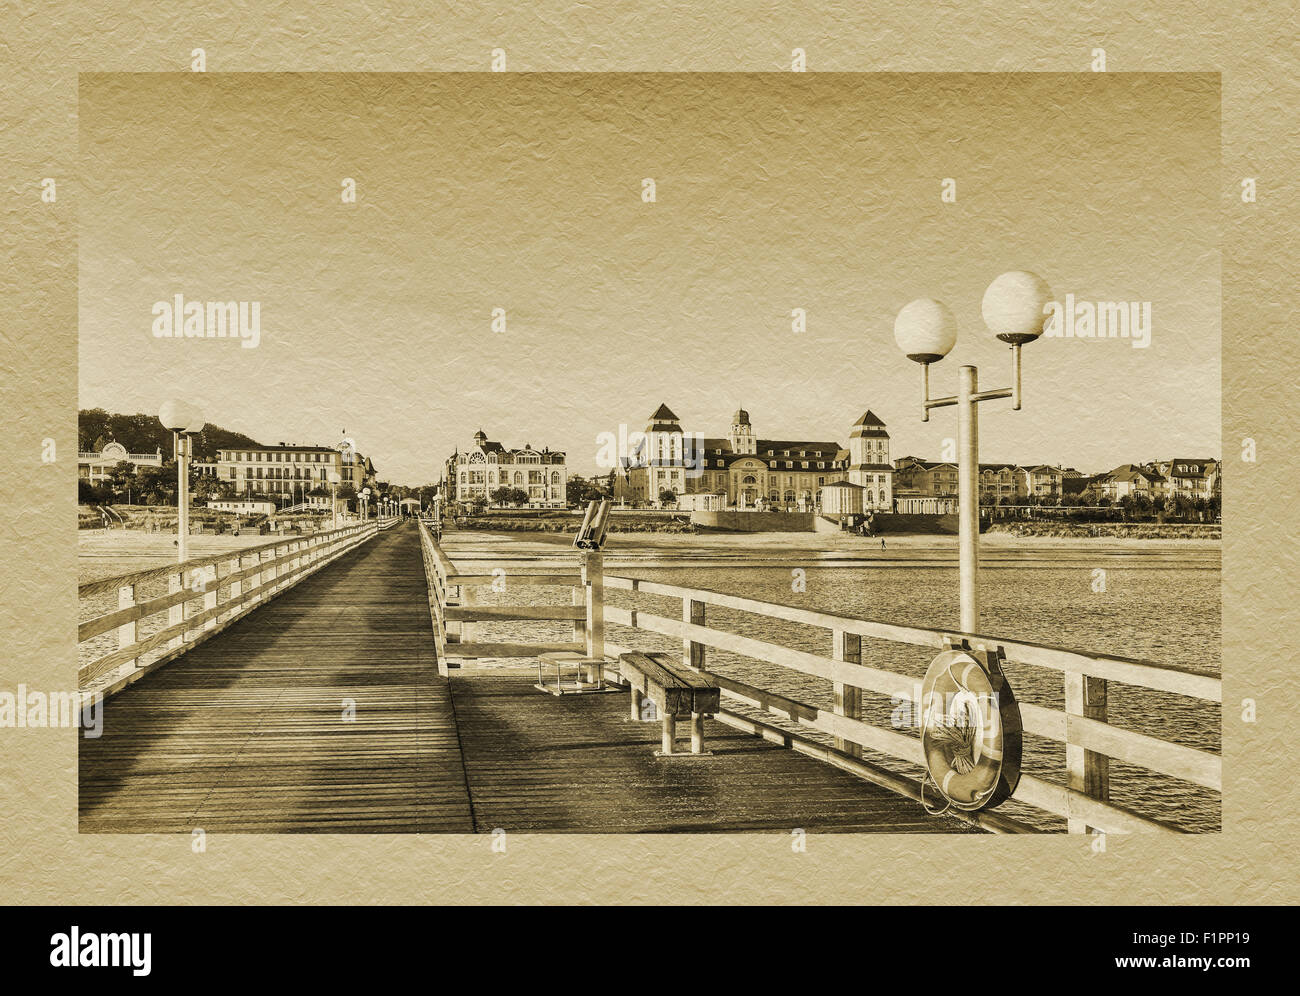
[571,583,585,646]
[202,563,218,631]
[832,628,863,758]
[582,550,605,683]
[684,598,705,671]
[167,569,184,649]
[228,554,242,619]
[250,549,264,603]
[117,583,139,670]
[460,585,475,644]
[1065,673,1110,833]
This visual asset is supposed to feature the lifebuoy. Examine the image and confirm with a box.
[919,649,1022,812]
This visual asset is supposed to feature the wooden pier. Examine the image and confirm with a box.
[79,523,970,833]
[78,517,1221,835]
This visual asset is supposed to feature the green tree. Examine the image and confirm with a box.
[108,460,136,491]
[565,475,603,507]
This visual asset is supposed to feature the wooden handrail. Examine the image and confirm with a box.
[78,522,380,694]
[78,522,374,598]
[603,574,1220,700]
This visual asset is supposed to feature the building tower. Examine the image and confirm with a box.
[729,408,757,455]
[847,410,892,510]
[643,403,685,502]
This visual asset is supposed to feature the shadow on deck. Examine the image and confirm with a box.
[450,676,971,833]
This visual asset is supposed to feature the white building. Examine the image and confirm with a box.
[845,411,893,511]
[78,441,163,483]
[215,441,376,505]
[820,481,865,516]
[446,430,567,508]
[207,499,276,517]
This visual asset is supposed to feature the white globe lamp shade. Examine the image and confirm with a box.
[894,299,958,364]
[982,270,1053,344]
[158,399,205,434]
[328,471,341,485]
[158,399,192,433]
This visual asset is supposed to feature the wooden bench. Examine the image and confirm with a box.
[618,651,720,756]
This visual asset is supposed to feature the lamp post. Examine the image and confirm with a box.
[328,470,342,529]
[894,271,1051,633]
[360,487,371,521]
[158,400,205,563]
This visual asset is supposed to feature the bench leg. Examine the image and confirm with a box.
[661,713,676,755]
[691,712,705,754]
[630,688,643,721]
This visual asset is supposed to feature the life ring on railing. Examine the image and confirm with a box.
[919,649,1021,813]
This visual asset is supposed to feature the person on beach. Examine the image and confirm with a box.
[881,537,886,551]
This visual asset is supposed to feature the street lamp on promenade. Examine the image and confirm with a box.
[328,470,342,529]
[894,270,1052,633]
[158,400,205,563]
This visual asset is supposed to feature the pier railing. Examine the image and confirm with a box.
[78,520,381,696]
[421,521,1221,835]
[599,575,1220,835]
[418,518,588,676]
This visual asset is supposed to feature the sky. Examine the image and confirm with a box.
[78,72,1221,485]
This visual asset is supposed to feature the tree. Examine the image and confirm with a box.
[507,488,529,507]
[192,475,234,502]
[490,486,513,507]
[132,461,176,504]
[108,460,136,491]
[565,475,604,508]
[469,496,489,515]
[658,489,678,507]
[78,478,114,505]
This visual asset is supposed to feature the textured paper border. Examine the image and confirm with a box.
[2,4,1296,904]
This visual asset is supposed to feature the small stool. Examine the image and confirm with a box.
[535,652,614,696]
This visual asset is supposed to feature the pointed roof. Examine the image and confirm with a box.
[649,403,679,421]
[853,410,886,428]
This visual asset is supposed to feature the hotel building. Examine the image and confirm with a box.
[214,440,377,505]
[616,405,893,511]
[445,430,567,508]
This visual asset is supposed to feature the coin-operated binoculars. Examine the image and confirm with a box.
[571,499,611,667]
